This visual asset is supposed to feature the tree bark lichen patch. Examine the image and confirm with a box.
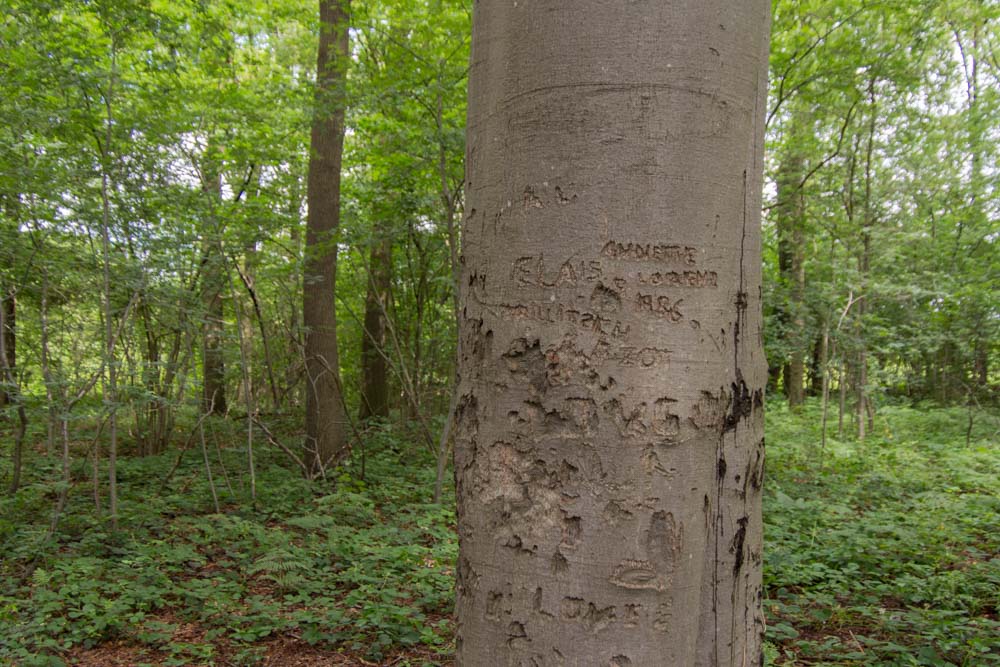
[456,2,770,664]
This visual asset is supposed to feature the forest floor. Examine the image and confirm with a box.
[1,402,998,666]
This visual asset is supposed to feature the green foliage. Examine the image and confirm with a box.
[765,0,999,404]
[0,425,456,664]
[2,405,996,665]
[0,0,998,663]
[763,401,1000,666]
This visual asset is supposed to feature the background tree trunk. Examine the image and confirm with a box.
[856,76,877,441]
[237,240,258,407]
[286,185,304,408]
[202,165,227,416]
[809,336,824,396]
[961,23,991,395]
[455,3,770,664]
[303,0,350,473]
[0,285,26,494]
[0,288,13,409]
[359,229,391,421]
[98,51,120,529]
[776,105,808,409]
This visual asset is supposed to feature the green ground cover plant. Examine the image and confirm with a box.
[1,402,997,666]
[0,419,458,666]
[763,403,1000,666]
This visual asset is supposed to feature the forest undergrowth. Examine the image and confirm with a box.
[1,402,998,666]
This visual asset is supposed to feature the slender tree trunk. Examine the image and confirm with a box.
[0,191,16,413]
[203,265,227,414]
[838,357,847,438]
[50,418,71,534]
[819,325,831,468]
[433,76,462,505]
[200,416,220,514]
[0,285,26,494]
[856,294,867,441]
[776,106,807,409]
[359,228,391,421]
[857,76,877,442]
[0,289,13,409]
[963,25,989,394]
[407,226,429,421]
[766,362,781,395]
[433,388,458,505]
[303,0,350,474]
[137,299,156,456]
[455,3,770,664]
[234,222,281,412]
[973,339,988,389]
[787,234,806,407]
[286,185,304,408]
[99,49,119,530]
[237,241,258,407]
[39,269,55,454]
[240,261,282,412]
[227,257,257,500]
[809,335,824,396]
[202,165,227,416]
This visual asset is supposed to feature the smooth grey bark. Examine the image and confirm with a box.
[455,3,770,665]
[303,0,350,474]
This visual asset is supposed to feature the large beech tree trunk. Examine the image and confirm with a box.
[303,0,350,473]
[455,3,770,665]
